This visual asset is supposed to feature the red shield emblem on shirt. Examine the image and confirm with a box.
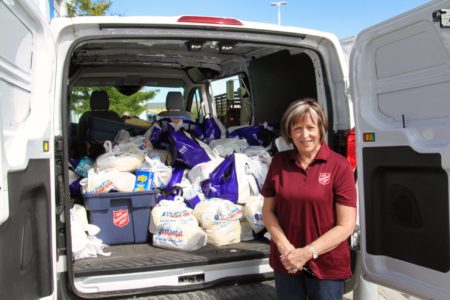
[318,173,331,185]
[113,209,129,228]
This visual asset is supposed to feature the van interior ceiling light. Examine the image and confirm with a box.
[186,41,203,51]
[218,43,234,54]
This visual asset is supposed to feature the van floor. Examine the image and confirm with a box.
[73,239,270,277]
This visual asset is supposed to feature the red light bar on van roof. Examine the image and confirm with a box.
[177,16,243,26]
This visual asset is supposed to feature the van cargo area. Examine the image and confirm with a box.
[61,19,352,298]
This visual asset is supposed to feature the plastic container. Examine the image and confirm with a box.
[83,191,156,245]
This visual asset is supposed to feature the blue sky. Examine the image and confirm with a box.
[110,0,430,38]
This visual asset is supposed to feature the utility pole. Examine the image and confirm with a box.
[271,1,288,25]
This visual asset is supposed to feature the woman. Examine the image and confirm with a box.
[262,98,356,300]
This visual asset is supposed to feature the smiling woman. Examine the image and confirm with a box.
[262,98,357,300]
[283,99,327,168]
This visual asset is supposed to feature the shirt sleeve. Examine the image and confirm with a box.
[333,155,357,208]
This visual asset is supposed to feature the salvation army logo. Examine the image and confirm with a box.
[318,173,331,185]
[113,209,129,228]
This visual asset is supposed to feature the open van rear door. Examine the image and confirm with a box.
[351,0,450,298]
[0,0,55,299]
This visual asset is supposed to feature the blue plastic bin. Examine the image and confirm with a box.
[83,191,156,245]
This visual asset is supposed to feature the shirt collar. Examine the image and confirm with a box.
[288,142,331,163]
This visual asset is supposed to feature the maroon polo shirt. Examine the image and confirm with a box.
[262,143,356,280]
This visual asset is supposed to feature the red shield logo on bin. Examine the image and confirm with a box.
[113,209,129,228]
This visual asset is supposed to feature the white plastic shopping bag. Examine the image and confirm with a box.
[244,194,265,233]
[187,158,224,185]
[240,219,255,241]
[149,197,198,234]
[152,222,207,251]
[70,204,111,260]
[193,198,243,229]
[209,137,249,157]
[109,171,136,193]
[205,221,241,246]
[95,141,145,172]
[150,197,207,251]
[81,169,115,194]
[141,156,173,189]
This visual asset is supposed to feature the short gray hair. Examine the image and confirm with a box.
[280,98,328,144]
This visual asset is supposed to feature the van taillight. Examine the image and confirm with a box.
[346,128,357,172]
[177,16,243,26]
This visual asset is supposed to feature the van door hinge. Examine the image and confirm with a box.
[433,9,450,27]
[55,135,63,152]
[54,135,65,216]
[54,135,64,174]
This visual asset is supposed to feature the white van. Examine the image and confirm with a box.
[1,0,449,299]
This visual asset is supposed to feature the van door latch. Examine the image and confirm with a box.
[350,225,360,251]
[433,9,450,27]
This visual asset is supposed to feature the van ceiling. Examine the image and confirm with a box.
[69,38,311,89]
[70,39,295,76]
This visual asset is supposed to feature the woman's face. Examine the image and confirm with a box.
[289,113,321,156]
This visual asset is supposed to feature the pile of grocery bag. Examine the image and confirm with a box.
[69,116,279,254]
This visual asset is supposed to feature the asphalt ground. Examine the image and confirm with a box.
[121,280,277,300]
[117,280,423,300]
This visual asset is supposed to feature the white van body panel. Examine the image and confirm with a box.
[0,0,57,299]
[0,0,55,217]
[352,0,450,298]
[74,258,272,293]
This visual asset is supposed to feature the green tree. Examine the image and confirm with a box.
[70,87,159,118]
[66,0,112,17]
[109,87,159,117]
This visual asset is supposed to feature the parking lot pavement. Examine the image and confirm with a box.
[344,285,424,300]
[123,280,425,300]
[122,280,277,300]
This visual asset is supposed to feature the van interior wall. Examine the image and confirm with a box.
[249,50,317,129]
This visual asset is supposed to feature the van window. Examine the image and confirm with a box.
[149,87,186,121]
[189,87,204,123]
[69,85,160,157]
[210,75,251,127]
[69,86,161,122]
